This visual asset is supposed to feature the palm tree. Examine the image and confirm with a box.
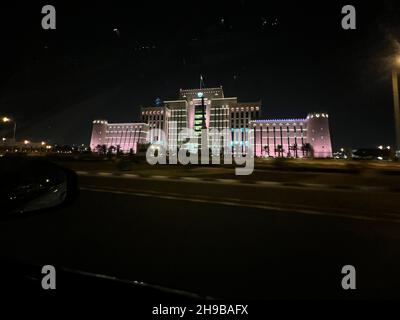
[291,143,298,158]
[301,143,313,158]
[263,145,270,157]
[96,144,107,155]
[276,145,284,157]
[107,145,116,155]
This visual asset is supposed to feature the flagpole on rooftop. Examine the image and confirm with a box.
[200,74,204,89]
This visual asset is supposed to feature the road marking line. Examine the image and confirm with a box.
[80,186,400,224]
[98,172,112,176]
[215,179,238,184]
[149,175,170,179]
[356,185,386,192]
[255,181,282,186]
[121,173,139,178]
[76,171,89,175]
[76,171,398,193]
[181,177,201,181]
[82,184,400,218]
[301,183,330,189]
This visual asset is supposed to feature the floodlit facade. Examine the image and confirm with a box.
[90,87,332,158]
[90,120,149,153]
[251,112,332,158]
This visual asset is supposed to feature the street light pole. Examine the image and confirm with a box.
[13,121,16,146]
[392,70,400,152]
[1,117,17,147]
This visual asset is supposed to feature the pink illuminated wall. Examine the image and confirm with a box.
[305,113,332,158]
[90,120,108,151]
[90,120,149,153]
[251,113,332,158]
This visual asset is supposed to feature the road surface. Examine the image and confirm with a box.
[1,173,400,299]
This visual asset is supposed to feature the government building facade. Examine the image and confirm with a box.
[90,86,332,158]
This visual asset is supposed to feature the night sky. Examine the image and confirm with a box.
[0,1,400,149]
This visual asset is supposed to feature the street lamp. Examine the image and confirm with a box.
[392,56,400,152]
[1,116,17,145]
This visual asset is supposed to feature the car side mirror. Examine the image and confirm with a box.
[0,156,79,217]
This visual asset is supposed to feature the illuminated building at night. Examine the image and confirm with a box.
[90,87,332,158]
[90,120,149,153]
[251,112,332,158]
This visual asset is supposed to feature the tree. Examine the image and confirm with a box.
[107,145,116,155]
[291,143,298,158]
[96,144,107,155]
[263,145,269,157]
[301,143,313,158]
[276,145,284,157]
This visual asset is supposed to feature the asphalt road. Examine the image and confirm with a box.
[1,174,400,299]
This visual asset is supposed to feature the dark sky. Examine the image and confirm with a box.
[0,1,400,149]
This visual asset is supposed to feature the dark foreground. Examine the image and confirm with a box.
[1,173,400,299]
